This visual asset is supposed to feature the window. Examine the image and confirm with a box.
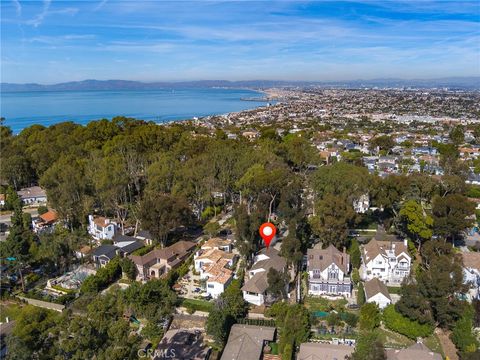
[328,271,338,280]
[319,255,323,260]
[207,284,214,288]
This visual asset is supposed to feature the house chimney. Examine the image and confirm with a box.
[404,239,408,247]
[343,246,346,254]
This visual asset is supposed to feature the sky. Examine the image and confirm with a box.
[1,0,479,83]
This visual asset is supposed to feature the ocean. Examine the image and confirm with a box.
[0,88,268,133]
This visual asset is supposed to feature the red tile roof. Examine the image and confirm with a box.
[40,210,58,224]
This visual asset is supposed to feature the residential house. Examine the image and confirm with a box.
[203,259,234,299]
[297,342,354,360]
[412,147,438,156]
[220,324,276,360]
[386,343,442,360]
[241,130,260,140]
[194,238,236,298]
[156,329,210,360]
[0,194,5,207]
[242,248,288,306]
[88,215,117,241]
[201,237,232,253]
[364,278,392,309]
[307,244,352,298]
[195,248,235,274]
[194,248,233,271]
[353,193,370,214]
[17,186,47,204]
[460,147,480,160]
[135,229,154,246]
[461,252,480,301]
[92,245,123,268]
[129,240,196,280]
[360,238,411,284]
[75,245,92,259]
[32,210,59,233]
[114,239,144,254]
[467,172,480,186]
[91,241,143,268]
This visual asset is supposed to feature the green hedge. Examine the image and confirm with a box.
[451,307,479,354]
[80,257,121,294]
[383,305,433,339]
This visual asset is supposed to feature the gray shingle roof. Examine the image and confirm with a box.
[241,271,269,294]
[364,278,391,301]
[307,244,349,273]
[92,245,119,260]
[220,324,275,360]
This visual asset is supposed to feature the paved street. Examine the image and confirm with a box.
[0,208,39,226]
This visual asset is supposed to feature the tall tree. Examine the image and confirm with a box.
[398,199,433,251]
[350,331,386,360]
[397,241,466,329]
[432,194,475,242]
[310,194,356,248]
[280,229,303,268]
[310,162,370,201]
[139,193,192,246]
[92,154,130,233]
[267,268,290,301]
[359,303,381,331]
[40,155,92,227]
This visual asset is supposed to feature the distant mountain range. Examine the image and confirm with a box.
[2,77,479,92]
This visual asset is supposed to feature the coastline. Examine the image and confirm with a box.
[2,87,270,133]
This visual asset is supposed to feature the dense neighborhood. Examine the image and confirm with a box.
[1,88,480,360]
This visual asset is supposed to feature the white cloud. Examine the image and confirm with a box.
[12,0,21,16]
[25,0,78,27]
[94,0,108,12]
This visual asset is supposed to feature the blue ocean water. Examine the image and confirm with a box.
[0,88,268,133]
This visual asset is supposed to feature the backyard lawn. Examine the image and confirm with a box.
[178,297,213,313]
[304,296,348,312]
[378,326,415,349]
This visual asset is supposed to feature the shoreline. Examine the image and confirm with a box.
[2,87,271,133]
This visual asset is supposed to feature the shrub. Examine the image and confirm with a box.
[383,305,433,339]
[37,206,49,215]
[351,268,360,285]
[203,222,220,236]
[80,257,121,293]
[357,283,365,305]
[201,206,222,220]
[343,312,358,328]
[327,312,342,326]
[359,303,380,331]
[451,307,478,355]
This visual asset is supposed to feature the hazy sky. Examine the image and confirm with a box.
[1,0,479,83]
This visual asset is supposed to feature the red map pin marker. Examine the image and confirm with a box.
[259,222,276,248]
